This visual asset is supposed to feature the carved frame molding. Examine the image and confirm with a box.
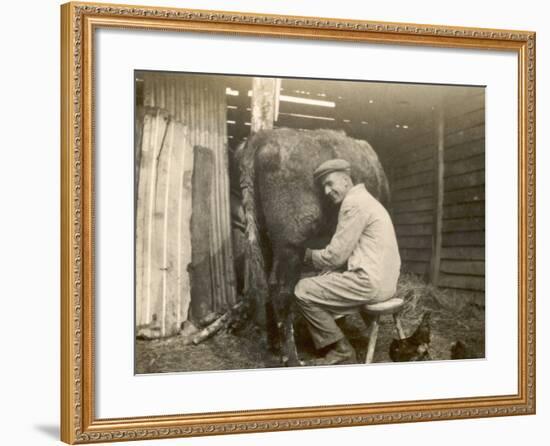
[61,2,535,443]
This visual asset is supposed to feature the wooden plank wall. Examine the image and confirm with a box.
[142,73,237,317]
[390,132,436,277]
[439,91,485,297]
[390,89,485,299]
[135,108,194,336]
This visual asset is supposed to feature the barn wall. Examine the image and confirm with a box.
[389,89,485,298]
[439,91,485,297]
[141,73,237,325]
[390,131,436,277]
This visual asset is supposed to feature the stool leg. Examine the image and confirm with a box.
[360,310,374,327]
[365,315,380,364]
[393,313,406,339]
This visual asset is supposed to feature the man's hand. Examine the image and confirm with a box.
[319,268,334,276]
[303,248,313,265]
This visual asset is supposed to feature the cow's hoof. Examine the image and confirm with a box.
[268,342,281,355]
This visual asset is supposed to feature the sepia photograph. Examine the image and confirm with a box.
[134,71,485,374]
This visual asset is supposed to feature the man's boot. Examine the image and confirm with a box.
[313,337,356,365]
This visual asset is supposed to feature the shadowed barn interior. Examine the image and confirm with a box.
[133,71,485,372]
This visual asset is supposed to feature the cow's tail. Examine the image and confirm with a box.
[235,137,269,321]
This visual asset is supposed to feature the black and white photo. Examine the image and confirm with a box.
[134,72,486,373]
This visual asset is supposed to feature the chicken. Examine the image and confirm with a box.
[450,340,467,360]
[389,312,432,362]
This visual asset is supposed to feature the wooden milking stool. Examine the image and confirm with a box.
[361,297,406,364]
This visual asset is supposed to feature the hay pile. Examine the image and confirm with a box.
[391,273,485,360]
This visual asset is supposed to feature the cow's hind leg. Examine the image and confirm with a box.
[266,258,281,354]
[271,246,304,367]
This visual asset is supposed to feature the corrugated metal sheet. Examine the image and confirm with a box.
[135,108,194,336]
[142,73,237,317]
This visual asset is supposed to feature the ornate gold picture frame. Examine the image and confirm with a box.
[61,2,535,443]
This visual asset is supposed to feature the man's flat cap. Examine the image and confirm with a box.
[313,159,351,182]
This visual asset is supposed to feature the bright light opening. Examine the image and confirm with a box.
[279,95,335,108]
[278,112,334,121]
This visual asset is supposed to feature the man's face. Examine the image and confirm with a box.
[321,171,352,204]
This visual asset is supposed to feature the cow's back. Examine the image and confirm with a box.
[250,128,389,248]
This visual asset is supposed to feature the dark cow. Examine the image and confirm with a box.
[236,128,390,366]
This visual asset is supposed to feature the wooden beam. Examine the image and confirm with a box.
[190,146,214,323]
[430,105,445,286]
[248,78,281,326]
[251,77,280,133]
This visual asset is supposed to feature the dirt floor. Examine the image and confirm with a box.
[136,274,485,374]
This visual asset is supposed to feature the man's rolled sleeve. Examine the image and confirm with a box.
[311,203,368,270]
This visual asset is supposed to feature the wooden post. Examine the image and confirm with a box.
[430,105,445,286]
[247,77,280,327]
[189,146,214,323]
[251,78,279,133]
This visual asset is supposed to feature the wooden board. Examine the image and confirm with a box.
[251,77,278,132]
[402,261,429,275]
[395,224,433,236]
[397,235,432,249]
[445,91,484,118]
[444,109,485,135]
[394,144,433,164]
[445,154,485,177]
[392,197,434,213]
[448,289,485,304]
[442,231,485,247]
[441,246,485,261]
[444,170,485,191]
[392,210,434,225]
[392,171,434,191]
[445,139,485,162]
[399,248,432,262]
[150,120,193,337]
[190,146,215,323]
[135,109,170,328]
[430,110,444,286]
[445,124,485,148]
[440,260,485,276]
[438,273,485,291]
[444,185,485,205]
[392,183,433,202]
[392,157,434,179]
[173,124,194,327]
[135,112,194,337]
[442,217,485,232]
[443,202,485,219]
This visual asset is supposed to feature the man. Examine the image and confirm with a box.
[294,159,401,365]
